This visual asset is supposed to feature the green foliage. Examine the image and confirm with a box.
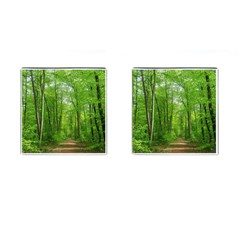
[22,139,41,153]
[132,123,153,153]
[133,124,149,141]
[22,125,39,141]
[22,125,42,153]
[88,143,105,153]
[197,143,216,153]
[160,131,177,144]
[52,132,67,143]
[132,139,152,153]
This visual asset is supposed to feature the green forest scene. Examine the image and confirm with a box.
[132,69,217,153]
[21,69,106,153]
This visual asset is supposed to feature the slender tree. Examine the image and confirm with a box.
[30,70,41,139]
[94,72,105,141]
[141,70,151,139]
[205,72,216,141]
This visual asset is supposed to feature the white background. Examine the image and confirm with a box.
[0,0,240,239]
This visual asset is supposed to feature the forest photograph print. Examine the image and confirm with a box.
[132,68,217,154]
[21,68,106,153]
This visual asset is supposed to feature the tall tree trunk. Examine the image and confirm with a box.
[205,73,216,141]
[44,95,52,132]
[201,85,212,143]
[92,103,101,143]
[193,104,197,133]
[133,74,138,127]
[72,86,81,139]
[89,104,95,142]
[39,70,46,143]
[203,103,212,143]
[185,86,191,139]
[94,73,105,142]
[83,105,87,135]
[169,90,174,132]
[69,114,73,138]
[199,104,205,142]
[54,78,58,131]
[187,110,191,139]
[23,73,28,128]
[155,95,162,132]
[74,115,77,139]
[52,104,56,132]
[185,115,187,139]
[141,70,151,139]
[76,111,81,139]
[150,70,156,142]
[30,70,41,139]
[164,81,169,132]
[90,85,101,142]
[58,91,63,131]
[163,101,166,131]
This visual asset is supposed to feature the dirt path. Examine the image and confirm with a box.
[49,139,90,153]
[160,138,199,153]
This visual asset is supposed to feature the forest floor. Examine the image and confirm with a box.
[48,139,92,153]
[154,138,200,153]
